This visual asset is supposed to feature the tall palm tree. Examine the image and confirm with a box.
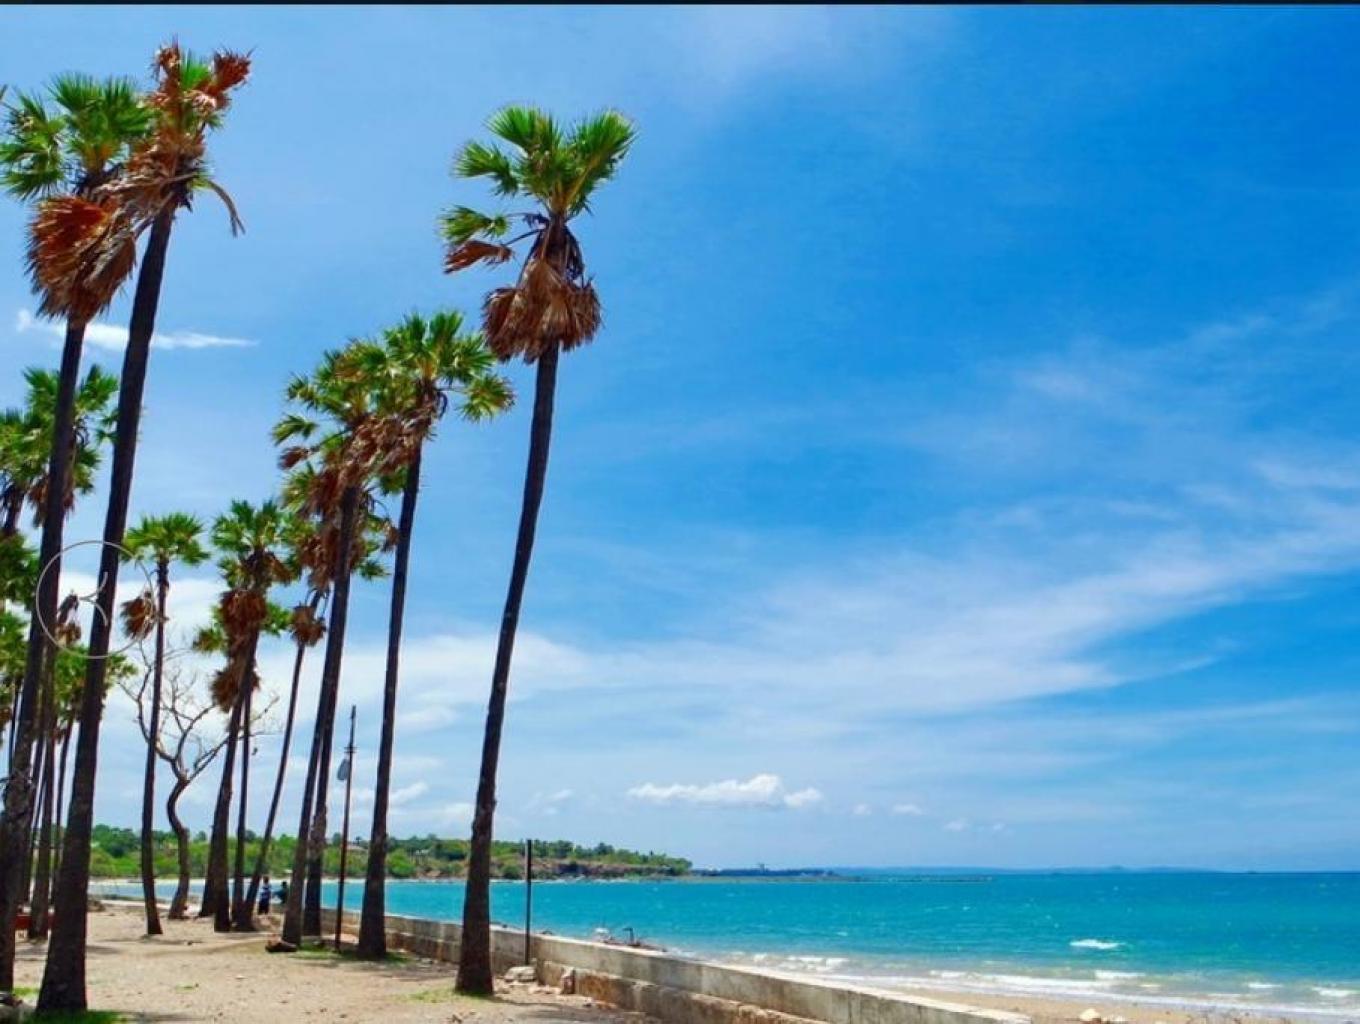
[197,500,292,933]
[40,46,250,1013]
[119,512,208,935]
[0,75,144,991]
[274,348,389,946]
[351,312,511,959]
[244,506,382,916]
[441,105,634,993]
[27,645,132,941]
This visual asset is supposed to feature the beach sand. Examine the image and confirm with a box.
[12,901,657,1023]
[11,902,1314,1024]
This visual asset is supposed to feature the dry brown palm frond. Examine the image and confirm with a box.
[289,603,326,647]
[26,195,138,321]
[210,659,240,712]
[220,588,268,637]
[119,587,159,640]
[444,239,515,273]
[481,255,603,363]
[279,446,311,470]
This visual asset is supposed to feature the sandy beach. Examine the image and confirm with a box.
[11,901,1323,1024]
[12,901,656,1024]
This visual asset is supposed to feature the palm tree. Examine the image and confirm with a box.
[27,646,132,941]
[242,519,325,918]
[440,105,635,994]
[274,348,389,946]
[242,506,383,918]
[0,77,147,991]
[351,312,511,959]
[41,46,249,1013]
[119,513,208,935]
[198,500,292,933]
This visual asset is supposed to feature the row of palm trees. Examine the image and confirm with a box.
[0,38,635,1011]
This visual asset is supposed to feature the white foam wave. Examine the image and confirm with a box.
[1315,988,1356,999]
[1070,939,1123,951]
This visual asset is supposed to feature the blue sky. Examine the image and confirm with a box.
[3,6,1360,869]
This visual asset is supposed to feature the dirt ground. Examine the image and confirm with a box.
[12,901,657,1023]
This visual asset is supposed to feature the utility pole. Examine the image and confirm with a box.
[524,837,533,965]
[334,705,356,951]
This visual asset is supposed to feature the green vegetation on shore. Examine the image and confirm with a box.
[90,825,689,880]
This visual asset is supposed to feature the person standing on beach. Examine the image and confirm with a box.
[257,878,272,916]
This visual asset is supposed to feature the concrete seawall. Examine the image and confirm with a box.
[321,909,1029,1024]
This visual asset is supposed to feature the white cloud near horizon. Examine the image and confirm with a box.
[15,308,254,352]
[628,774,823,811]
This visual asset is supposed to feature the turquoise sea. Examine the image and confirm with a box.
[96,872,1360,1018]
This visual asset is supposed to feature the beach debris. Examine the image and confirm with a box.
[266,938,298,953]
[504,965,537,984]
[1080,1009,1103,1024]
[560,968,578,995]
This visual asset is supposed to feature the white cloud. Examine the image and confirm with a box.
[16,308,254,351]
[627,773,821,811]
[891,803,925,816]
[527,788,574,817]
[669,7,951,96]
[390,781,429,806]
[852,803,873,817]
[944,819,969,833]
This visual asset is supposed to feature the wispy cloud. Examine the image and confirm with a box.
[15,308,255,352]
[628,773,822,811]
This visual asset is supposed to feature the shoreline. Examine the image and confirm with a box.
[87,885,1357,1024]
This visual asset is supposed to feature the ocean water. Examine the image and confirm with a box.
[97,872,1360,1018]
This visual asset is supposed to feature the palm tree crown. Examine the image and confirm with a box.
[340,310,513,481]
[0,75,148,201]
[0,366,117,531]
[441,106,635,362]
[122,512,209,570]
[2,74,149,321]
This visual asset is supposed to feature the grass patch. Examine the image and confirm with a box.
[13,986,37,997]
[27,1013,125,1023]
[406,987,454,1004]
[290,942,410,965]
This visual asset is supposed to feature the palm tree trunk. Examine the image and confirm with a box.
[139,563,170,936]
[0,316,86,991]
[282,488,358,947]
[165,777,191,920]
[52,729,70,883]
[357,450,421,959]
[27,727,57,939]
[230,679,254,930]
[19,675,52,906]
[208,681,245,933]
[23,653,60,914]
[246,593,321,912]
[457,344,560,995]
[40,205,176,1014]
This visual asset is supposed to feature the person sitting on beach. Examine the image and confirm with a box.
[258,878,272,915]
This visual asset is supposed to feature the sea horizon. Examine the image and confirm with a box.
[95,870,1360,1020]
